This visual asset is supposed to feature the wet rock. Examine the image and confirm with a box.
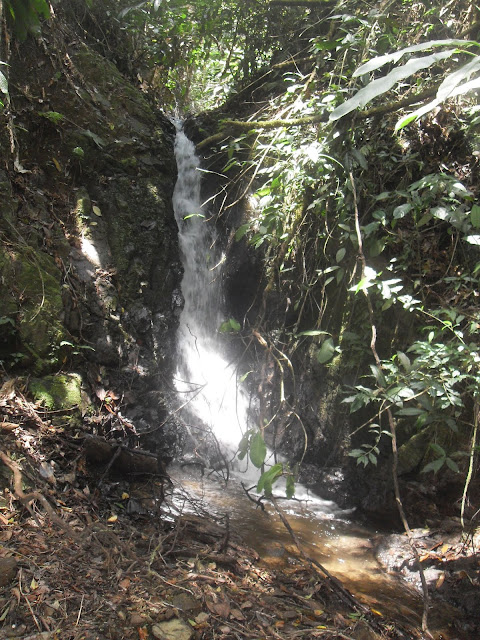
[0,557,18,587]
[151,618,194,640]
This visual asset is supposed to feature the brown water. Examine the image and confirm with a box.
[169,466,466,640]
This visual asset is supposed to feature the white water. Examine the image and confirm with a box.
[172,128,251,458]
[172,128,346,515]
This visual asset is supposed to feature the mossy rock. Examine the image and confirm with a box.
[29,373,83,410]
[0,244,66,368]
[397,426,433,476]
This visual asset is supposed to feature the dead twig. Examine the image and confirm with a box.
[18,568,42,633]
[0,450,81,542]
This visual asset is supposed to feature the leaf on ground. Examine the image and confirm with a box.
[206,599,231,618]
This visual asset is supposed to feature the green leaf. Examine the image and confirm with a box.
[396,55,480,130]
[330,50,455,122]
[393,203,412,219]
[235,223,250,241]
[219,318,241,333]
[445,418,458,433]
[396,351,411,372]
[79,129,106,148]
[369,238,385,257]
[445,457,460,473]
[471,204,480,229]
[286,475,295,499]
[396,407,425,416]
[249,431,267,468]
[336,247,346,263]
[353,39,477,77]
[316,337,335,364]
[257,463,283,494]
[370,364,386,387]
[430,443,446,457]
[0,70,8,96]
[295,329,329,337]
[421,457,445,474]
[183,213,205,220]
[348,449,365,458]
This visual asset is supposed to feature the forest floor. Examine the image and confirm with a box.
[0,381,477,640]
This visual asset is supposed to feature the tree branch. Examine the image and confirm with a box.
[196,85,439,151]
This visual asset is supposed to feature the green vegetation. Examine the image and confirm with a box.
[141,0,479,513]
[1,0,478,523]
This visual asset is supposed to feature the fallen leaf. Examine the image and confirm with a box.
[206,600,230,618]
[436,573,445,589]
[230,608,244,621]
[119,578,130,590]
[195,612,209,624]
[107,514,118,523]
[138,628,148,640]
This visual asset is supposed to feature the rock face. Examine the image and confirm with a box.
[0,8,182,453]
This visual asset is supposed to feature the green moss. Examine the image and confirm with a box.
[71,47,155,126]
[73,187,92,230]
[0,244,66,369]
[120,156,137,169]
[29,373,82,410]
[397,426,433,475]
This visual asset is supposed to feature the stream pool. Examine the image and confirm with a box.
[169,465,467,640]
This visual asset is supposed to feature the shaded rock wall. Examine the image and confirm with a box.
[0,10,181,453]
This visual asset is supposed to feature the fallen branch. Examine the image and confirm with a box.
[0,450,81,542]
[83,434,162,476]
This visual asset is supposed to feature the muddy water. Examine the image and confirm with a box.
[169,466,464,640]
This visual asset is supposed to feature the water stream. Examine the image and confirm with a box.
[171,127,462,640]
[172,127,250,458]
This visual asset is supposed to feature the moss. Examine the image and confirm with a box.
[120,156,137,169]
[397,426,433,475]
[71,47,155,127]
[29,373,83,410]
[73,187,92,231]
[0,244,66,369]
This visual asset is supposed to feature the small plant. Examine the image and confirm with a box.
[38,111,65,124]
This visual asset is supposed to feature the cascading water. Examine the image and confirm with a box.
[172,127,251,460]
[172,126,340,505]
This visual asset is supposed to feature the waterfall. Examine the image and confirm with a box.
[172,126,348,516]
[172,128,250,461]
